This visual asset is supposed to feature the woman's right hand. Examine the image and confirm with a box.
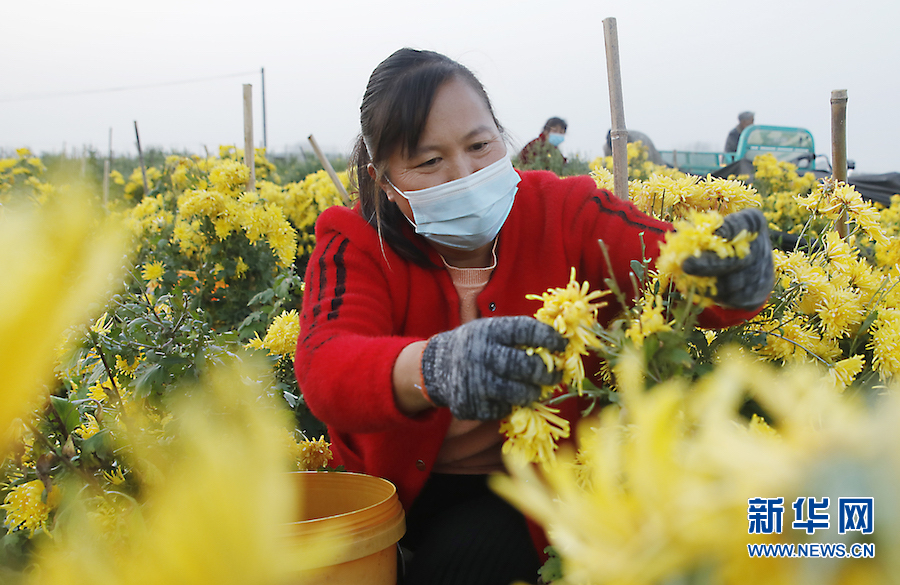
[420,316,566,420]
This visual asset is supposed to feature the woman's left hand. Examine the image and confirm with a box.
[681,208,774,311]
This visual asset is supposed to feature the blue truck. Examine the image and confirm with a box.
[658,124,821,176]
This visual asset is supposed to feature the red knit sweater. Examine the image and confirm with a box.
[295,170,758,510]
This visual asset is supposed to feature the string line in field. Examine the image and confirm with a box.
[0,70,261,103]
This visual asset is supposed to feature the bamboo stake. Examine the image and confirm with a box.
[102,159,110,207]
[603,17,629,200]
[134,121,149,196]
[261,67,268,150]
[108,127,113,175]
[243,84,256,192]
[831,89,849,239]
[308,134,350,205]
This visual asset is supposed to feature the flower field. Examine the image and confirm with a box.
[2,143,899,584]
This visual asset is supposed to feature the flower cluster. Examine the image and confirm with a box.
[495,148,900,583]
[590,141,683,182]
[259,169,350,263]
[594,166,761,218]
[499,269,609,466]
[493,350,897,585]
[0,148,53,204]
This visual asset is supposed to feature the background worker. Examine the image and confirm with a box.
[725,111,755,152]
[517,117,567,171]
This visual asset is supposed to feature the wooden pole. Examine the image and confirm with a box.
[243,84,256,192]
[603,17,629,200]
[108,127,113,174]
[308,134,350,205]
[134,121,149,196]
[261,67,268,151]
[831,89,848,238]
[102,159,110,206]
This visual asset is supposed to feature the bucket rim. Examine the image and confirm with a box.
[287,470,400,525]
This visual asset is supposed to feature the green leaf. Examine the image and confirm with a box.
[538,546,564,583]
[630,259,645,281]
[249,289,275,306]
[274,278,292,299]
[132,363,166,397]
[80,429,113,464]
[665,346,694,367]
[283,391,300,409]
[50,396,81,434]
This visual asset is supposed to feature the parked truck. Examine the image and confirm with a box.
[656,124,900,206]
[658,124,822,176]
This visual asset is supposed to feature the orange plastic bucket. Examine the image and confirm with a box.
[285,471,406,584]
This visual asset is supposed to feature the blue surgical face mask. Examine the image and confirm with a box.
[548,132,565,147]
[386,155,520,251]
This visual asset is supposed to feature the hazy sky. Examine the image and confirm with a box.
[4,0,899,174]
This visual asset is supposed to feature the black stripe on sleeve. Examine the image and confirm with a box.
[327,238,350,321]
[312,234,340,320]
[590,192,667,234]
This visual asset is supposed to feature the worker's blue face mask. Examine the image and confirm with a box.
[386,155,520,251]
[548,132,565,146]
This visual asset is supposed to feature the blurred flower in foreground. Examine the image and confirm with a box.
[492,349,898,584]
[31,358,345,585]
[0,191,127,453]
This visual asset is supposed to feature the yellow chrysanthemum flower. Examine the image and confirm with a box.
[103,467,126,486]
[1,479,62,536]
[90,312,113,336]
[141,261,165,282]
[499,403,570,465]
[244,310,301,359]
[295,436,333,471]
[115,354,143,376]
[73,413,100,440]
[625,291,673,347]
[526,267,609,392]
[869,307,900,379]
[656,210,756,306]
[234,257,249,278]
[827,355,865,391]
[501,269,608,467]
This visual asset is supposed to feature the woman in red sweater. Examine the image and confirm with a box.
[295,48,773,585]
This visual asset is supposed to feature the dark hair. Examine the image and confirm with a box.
[350,48,504,266]
[543,117,567,133]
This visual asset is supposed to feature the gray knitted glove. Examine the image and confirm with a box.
[681,208,774,311]
[421,316,567,420]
